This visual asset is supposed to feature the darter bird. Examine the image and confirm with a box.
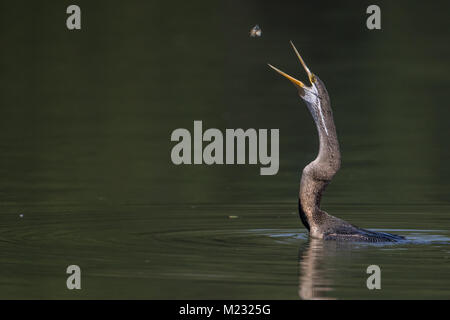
[269,42,404,242]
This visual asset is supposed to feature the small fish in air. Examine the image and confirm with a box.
[250,25,262,37]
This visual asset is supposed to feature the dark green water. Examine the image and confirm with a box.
[1,1,449,299]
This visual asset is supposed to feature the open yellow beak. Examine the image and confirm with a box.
[268,41,314,89]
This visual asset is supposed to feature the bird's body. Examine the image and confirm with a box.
[269,42,404,242]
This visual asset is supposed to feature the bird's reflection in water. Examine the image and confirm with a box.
[298,239,355,300]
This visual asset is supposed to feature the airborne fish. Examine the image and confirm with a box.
[250,25,262,37]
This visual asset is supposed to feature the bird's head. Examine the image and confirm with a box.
[268,41,329,121]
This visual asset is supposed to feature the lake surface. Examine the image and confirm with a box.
[1,1,449,299]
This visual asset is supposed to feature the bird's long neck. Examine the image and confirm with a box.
[298,96,341,232]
